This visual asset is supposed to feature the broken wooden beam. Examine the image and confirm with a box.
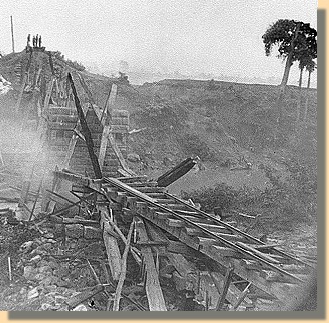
[157,156,199,187]
[99,205,121,280]
[136,217,167,311]
[67,72,102,179]
[113,221,134,311]
[216,264,234,310]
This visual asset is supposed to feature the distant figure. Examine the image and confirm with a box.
[32,36,36,47]
[36,34,39,47]
[27,34,31,47]
[38,35,42,47]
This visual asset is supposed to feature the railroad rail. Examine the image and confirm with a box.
[53,170,315,310]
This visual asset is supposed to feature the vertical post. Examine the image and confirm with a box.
[10,16,15,53]
[67,72,103,179]
[216,264,234,311]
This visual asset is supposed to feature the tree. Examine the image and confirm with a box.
[295,24,317,123]
[303,60,316,122]
[262,19,317,124]
[296,55,315,123]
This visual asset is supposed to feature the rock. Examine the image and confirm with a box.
[19,287,27,295]
[54,279,72,288]
[53,264,70,277]
[34,273,47,281]
[29,255,42,264]
[47,261,59,269]
[72,304,88,311]
[37,259,49,267]
[42,232,55,239]
[38,265,52,274]
[23,265,37,280]
[27,287,39,299]
[19,241,35,253]
[30,245,48,256]
[44,284,57,293]
[55,295,66,304]
[45,239,57,244]
[41,303,52,310]
[39,276,55,287]
[127,153,140,163]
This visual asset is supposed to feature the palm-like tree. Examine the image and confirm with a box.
[262,20,317,125]
[303,60,316,122]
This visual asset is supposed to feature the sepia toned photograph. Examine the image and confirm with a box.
[0,0,318,313]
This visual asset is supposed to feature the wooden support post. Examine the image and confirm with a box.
[113,220,134,311]
[136,217,167,311]
[73,75,133,175]
[77,73,96,105]
[216,264,234,311]
[28,175,44,222]
[99,125,111,170]
[67,72,103,179]
[99,83,118,169]
[231,282,252,311]
[44,76,55,110]
[15,50,33,114]
[99,205,121,280]
[108,133,134,175]
[18,180,30,207]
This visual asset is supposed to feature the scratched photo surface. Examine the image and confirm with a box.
[0,0,317,313]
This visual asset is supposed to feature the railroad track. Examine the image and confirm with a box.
[101,176,315,307]
[55,169,315,310]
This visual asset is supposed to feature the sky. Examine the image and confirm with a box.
[1,0,318,85]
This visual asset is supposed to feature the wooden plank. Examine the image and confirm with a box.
[75,79,133,176]
[136,217,167,311]
[99,205,121,280]
[67,73,102,179]
[77,73,96,105]
[43,76,56,114]
[15,51,33,114]
[210,272,253,307]
[101,83,118,123]
[108,133,134,175]
[138,206,300,302]
[98,124,111,169]
[216,264,234,310]
[97,86,117,168]
[113,221,134,311]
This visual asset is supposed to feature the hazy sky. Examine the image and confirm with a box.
[1,0,317,83]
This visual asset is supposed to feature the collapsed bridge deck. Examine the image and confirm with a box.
[1,49,316,310]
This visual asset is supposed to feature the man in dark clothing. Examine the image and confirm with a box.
[32,36,36,47]
[38,35,42,47]
[27,34,30,47]
[36,34,39,47]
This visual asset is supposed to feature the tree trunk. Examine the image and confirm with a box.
[303,70,312,122]
[276,54,293,124]
[296,66,304,123]
[276,22,301,125]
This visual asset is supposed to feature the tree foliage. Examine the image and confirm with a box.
[262,19,317,64]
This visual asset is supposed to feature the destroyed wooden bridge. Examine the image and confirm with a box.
[4,47,315,311]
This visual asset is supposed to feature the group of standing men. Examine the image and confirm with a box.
[27,34,42,48]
